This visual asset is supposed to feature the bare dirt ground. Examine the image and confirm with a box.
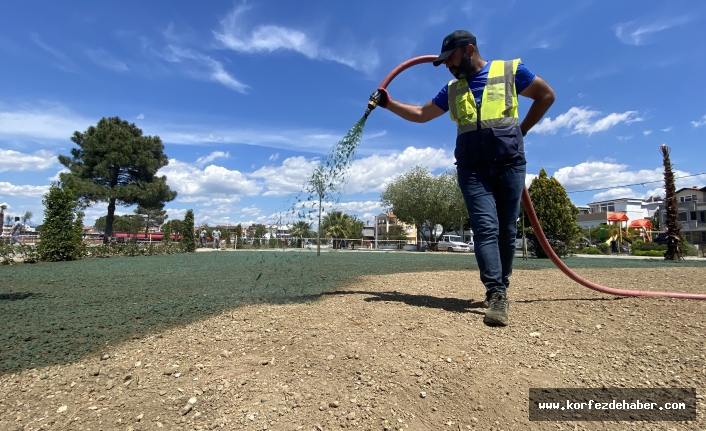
[1,266,704,431]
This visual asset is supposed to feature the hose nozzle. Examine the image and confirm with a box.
[364,90,383,118]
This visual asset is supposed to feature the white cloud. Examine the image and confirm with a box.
[30,33,78,73]
[0,102,93,141]
[137,113,145,120]
[249,156,319,197]
[195,151,229,167]
[661,126,673,132]
[344,147,454,194]
[615,16,690,46]
[616,135,633,141]
[159,44,249,93]
[691,115,706,128]
[159,159,261,201]
[0,182,50,198]
[531,107,642,136]
[541,160,704,203]
[213,4,379,74]
[268,153,279,162]
[642,130,653,136]
[248,147,453,198]
[592,187,638,201]
[0,149,56,172]
[86,48,128,72]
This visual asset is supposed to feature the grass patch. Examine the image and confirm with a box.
[1,250,704,374]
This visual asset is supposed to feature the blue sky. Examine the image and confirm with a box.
[2,0,705,228]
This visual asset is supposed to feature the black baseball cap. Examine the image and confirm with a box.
[433,30,477,66]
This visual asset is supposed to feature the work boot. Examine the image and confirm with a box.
[482,292,491,308]
[484,291,509,326]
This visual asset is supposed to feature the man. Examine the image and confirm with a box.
[371,30,555,326]
[11,216,24,246]
[199,227,207,248]
[212,228,221,249]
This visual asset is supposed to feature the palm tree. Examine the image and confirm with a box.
[289,220,313,248]
[660,144,682,260]
[0,204,6,238]
[321,211,352,249]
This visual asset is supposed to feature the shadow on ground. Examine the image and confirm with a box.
[0,251,702,374]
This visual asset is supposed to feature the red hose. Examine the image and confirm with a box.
[377,55,706,300]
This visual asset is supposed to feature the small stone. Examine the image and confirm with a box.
[135,413,144,422]
[105,380,115,390]
[595,324,602,330]
[89,367,100,376]
[180,404,193,416]
[100,354,110,361]
[159,390,167,396]
[220,350,230,357]
[471,417,478,423]
[420,392,427,398]
[446,357,452,363]
[57,405,68,413]
[347,412,356,420]
[156,422,163,428]
[135,361,141,368]
[174,372,181,378]
[193,412,202,420]
[188,397,197,405]
[529,332,541,338]
[327,355,335,360]
[329,401,340,408]
[162,368,174,376]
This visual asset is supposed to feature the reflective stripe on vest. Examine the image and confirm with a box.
[448,59,520,136]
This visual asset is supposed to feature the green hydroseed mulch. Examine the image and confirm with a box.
[1,250,703,374]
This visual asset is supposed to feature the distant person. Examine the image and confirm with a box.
[199,227,206,248]
[11,216,23,245]
[610,239,618,254]
[213,228,221,249]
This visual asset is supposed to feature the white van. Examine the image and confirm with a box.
[438,235,471,253]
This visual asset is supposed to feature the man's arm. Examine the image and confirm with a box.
[518,76,555,136]
[385,99,446,123]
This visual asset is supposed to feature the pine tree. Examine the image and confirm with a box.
[37,184,85,261]
[522,168,580,258]
[59,117,177,238]
[181,209,196,252]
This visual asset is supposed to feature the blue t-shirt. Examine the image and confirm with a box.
[432,61,535,112]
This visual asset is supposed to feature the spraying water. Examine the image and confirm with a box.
[302,116,368,256]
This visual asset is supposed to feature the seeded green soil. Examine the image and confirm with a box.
[1,251,704,430]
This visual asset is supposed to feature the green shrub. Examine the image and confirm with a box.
[633,250,665,257]
[597,243,610,254]
[181,209,196,252]
[633,241,666,251]
[0,244,16,265]
[575,247,602,255]
[37,184,85,262]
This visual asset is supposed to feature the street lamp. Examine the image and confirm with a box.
[374,215,378,250]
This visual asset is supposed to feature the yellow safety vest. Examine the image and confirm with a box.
[448,59,520,135]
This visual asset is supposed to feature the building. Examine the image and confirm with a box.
[363,213,417,244]
[576,198,657,229]
[659,187,706,248]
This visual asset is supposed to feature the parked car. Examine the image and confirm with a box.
[438,235,471,252]
[465,240,475,251]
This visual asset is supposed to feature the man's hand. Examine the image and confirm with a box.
[370,88,390,108]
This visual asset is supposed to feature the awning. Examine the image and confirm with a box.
[607,212,629,222]
[629,219,653,229]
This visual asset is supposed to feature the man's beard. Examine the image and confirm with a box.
[451,51,474,79]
